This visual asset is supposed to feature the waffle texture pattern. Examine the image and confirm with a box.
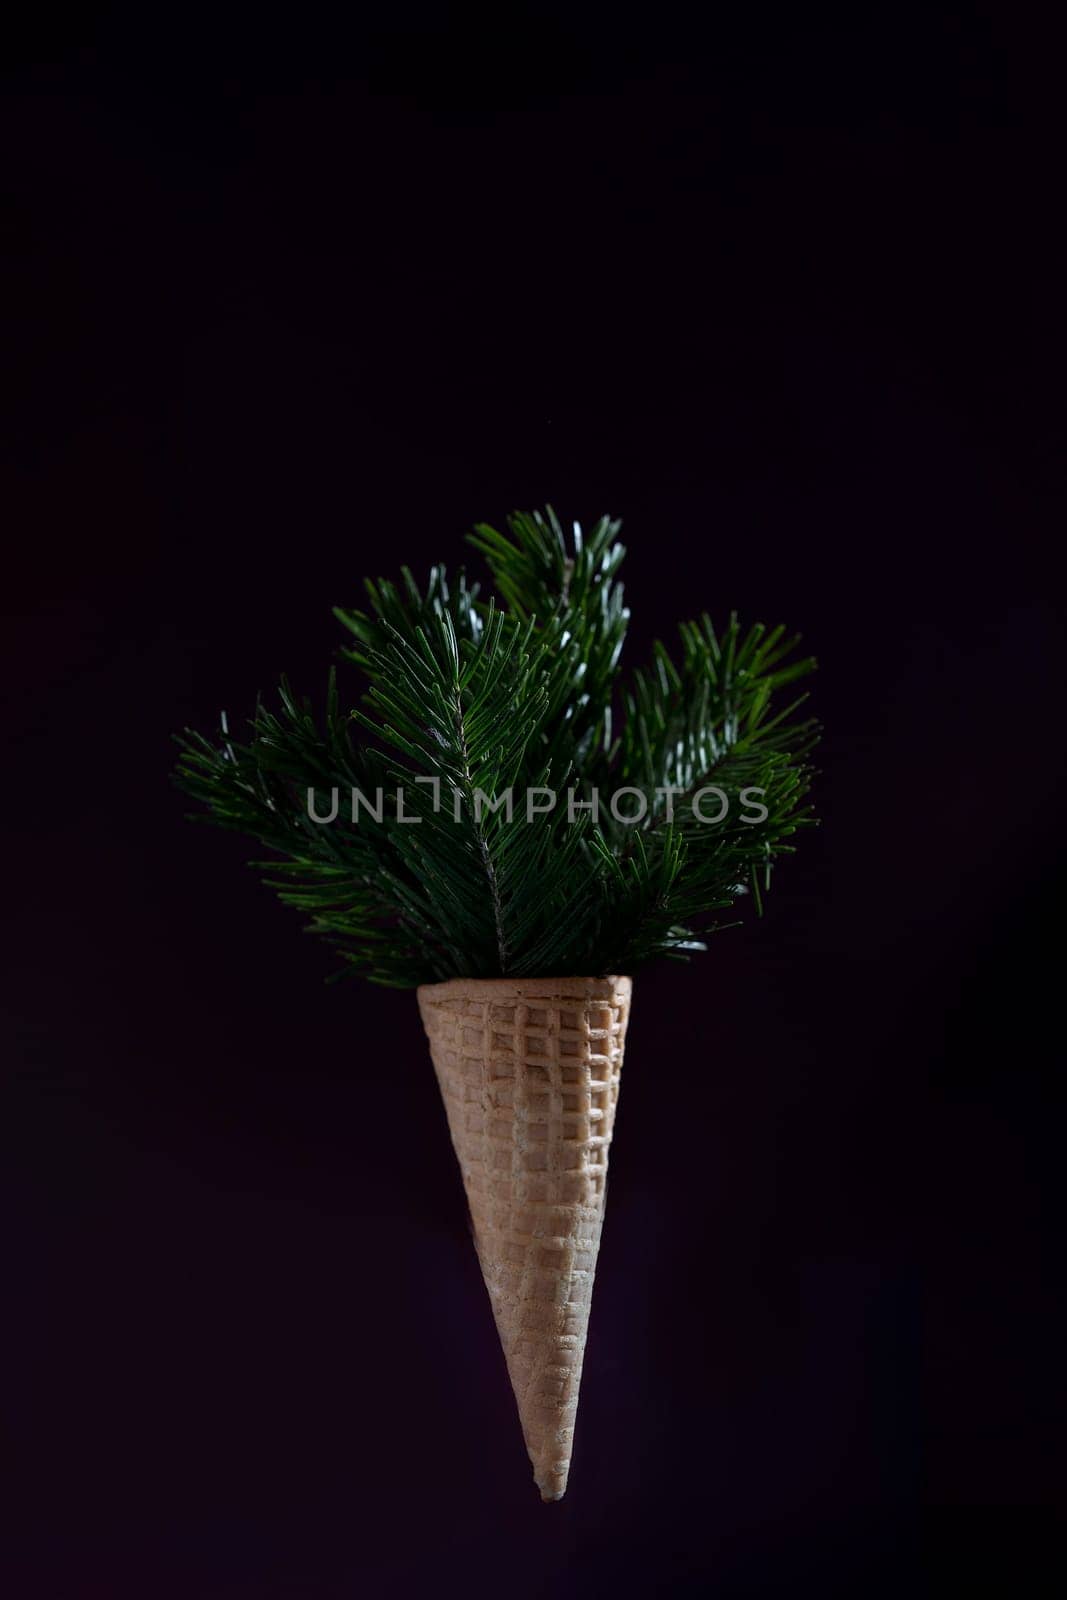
[418,975,632,1501]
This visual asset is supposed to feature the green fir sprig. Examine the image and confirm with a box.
[175,508,818,984]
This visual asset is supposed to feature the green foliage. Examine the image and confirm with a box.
[175,508,818,984]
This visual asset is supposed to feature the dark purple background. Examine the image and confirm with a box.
[4,9,1062,1596]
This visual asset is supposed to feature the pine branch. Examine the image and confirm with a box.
[175,509,819,983]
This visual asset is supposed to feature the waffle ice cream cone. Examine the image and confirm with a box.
[417,974,632,1501]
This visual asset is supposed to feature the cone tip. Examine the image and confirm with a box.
[536,1469,568,1502]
